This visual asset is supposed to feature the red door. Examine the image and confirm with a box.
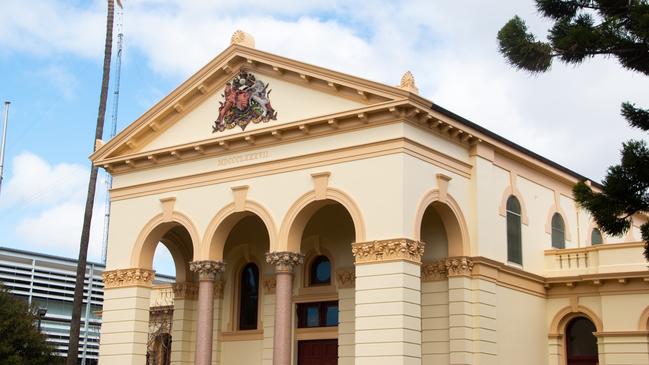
[298,339,337,365]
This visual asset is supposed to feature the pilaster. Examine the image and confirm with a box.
[170,282,198,364]
[352,239,424,365]
[99,268,155,365]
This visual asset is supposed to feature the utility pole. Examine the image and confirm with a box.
[0,101,10,197]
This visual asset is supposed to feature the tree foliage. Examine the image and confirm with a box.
[497,1,649,259]
[0,285,60,365]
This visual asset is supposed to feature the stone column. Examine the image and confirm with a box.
[266,251,304,365]
[98,268,155,365]
[352,239,424,365]
[189,260,225,365]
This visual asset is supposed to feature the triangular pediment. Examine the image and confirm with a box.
[91,44,417,164]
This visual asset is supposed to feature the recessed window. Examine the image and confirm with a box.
[238,263,259,330]
[309,255,331,286]
[297,301,338,328]
[506,196,522,265]
[566,317,598,363]
[551,213,565,249]
[591,228,603,245]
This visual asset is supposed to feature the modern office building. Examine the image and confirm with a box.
[91,31,649,365]
[0,246,104,364]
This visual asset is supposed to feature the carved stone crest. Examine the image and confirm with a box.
[336,269,355,288]
[213,70,277,132]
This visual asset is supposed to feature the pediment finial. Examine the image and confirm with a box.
[399,71,419,94]
[230,30,255,48]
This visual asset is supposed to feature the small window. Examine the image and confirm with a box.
[297,301,338,328]
[506,196,522,265]
[309,255,331,286]
[591,228,603,245]
[238,263,259,330]
[551,213,565,249]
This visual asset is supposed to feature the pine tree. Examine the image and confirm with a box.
[497,0,649,258]
[0,284,61,365]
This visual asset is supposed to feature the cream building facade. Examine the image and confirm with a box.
[93,31,649,365]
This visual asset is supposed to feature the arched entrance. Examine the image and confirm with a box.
[132,218,198,365]
[566,317,599,365]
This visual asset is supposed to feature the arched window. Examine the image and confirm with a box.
[551,213,565,249]
[591,228,603,245]
[238,263,259,330]
[310,255,331,286]
[506,196,522,265]
[566,317,598,365]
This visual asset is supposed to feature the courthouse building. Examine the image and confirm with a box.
[93,31,649,365]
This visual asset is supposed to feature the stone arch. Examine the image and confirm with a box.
[131,211,201,282]
[637,306,649,330]
[203,200,277,261]
[549,305,603,335]
[413,189,470,257]
[279,188,365,253]
[498,186,529,225]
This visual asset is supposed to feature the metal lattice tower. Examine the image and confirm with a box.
[101,6,124,264]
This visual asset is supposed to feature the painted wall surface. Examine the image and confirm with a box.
[141,72,365,153]
[496,286,547,365]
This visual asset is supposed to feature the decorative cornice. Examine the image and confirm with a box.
[265,251,304,273]
[102,268,155,288]
[421,260,447,282]
[189,260,226,281]
[172,282,198,300]
[336,269,355,288]
[263,276,277,294]
[352,239,424,264]
[445,256,474,277]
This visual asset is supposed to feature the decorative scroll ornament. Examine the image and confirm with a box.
[445,256,474,277]
[263,276,277,294]
[265,251,304,273]
[189,260,226,281]
[352,239,425,264]
[336,269,355,288]
[230,30,255,48]
[399,71,419,94]
[103,268,155,288]
[421,260,448,282]
[172,282,198,300]
[213,70,277,133]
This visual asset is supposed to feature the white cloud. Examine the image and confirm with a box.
[0,152,87,208]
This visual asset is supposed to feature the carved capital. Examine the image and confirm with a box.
[265,251,304,273]
[421,260,447,282]
[445,257,474,277]
[102,268,155,288]
[352,239,424,264]
[172,282,198,300]
[336,268,355,288]
[189,260,225,281]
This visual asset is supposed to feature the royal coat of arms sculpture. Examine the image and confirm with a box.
[212,70,277,132]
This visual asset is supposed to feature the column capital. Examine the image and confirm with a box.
[445,256,474,277]
[190,260,225,281]
[102,268,155,288]
[172,282,198,299]
[352,239,424,264]
[265,251,304,273]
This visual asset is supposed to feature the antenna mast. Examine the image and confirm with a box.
[0,101,10,197]
[101,6,124,264]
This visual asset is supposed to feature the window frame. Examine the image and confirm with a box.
[551,213,566,249]
[506,195,523,265]
[237,262,260,331]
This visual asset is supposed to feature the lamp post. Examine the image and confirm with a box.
[36,307,47,332]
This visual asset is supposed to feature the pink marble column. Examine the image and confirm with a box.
[189,260,225,365]
[266,251,304,365]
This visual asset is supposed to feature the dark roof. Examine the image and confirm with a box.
[431,103,603,189]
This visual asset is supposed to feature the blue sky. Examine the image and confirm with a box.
[1,0,647,276]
